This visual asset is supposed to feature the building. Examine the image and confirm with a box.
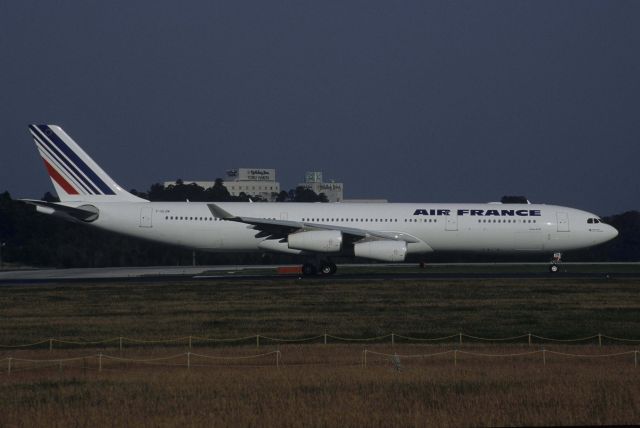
[223,168,280,201]
[164,168,280,201]
[298,171,344,202]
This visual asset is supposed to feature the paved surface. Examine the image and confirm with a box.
[0,263,638,285]
[0,265,273,284]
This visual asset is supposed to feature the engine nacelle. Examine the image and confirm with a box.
[288,230,343,253]
[354,240,407,262]
[258,239,302,255]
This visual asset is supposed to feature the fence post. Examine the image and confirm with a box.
[119,337,123,353]
[542,348,546,366]
[49,338,53,352]
[99,353,102,372]
[528,333,532,346]
[188,336,192,350]
[324,332,327,345]
[459,333,462,345]
[256,334,260,348]
[454,350,457,366]
[363,350,367,368]
[598,333,602,347]
[391,333,395,347]
[7,357,11,375]
[276,351,280,369]
[187,352,191,369]
[635,350,637,368]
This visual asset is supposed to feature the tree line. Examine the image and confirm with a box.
[0,187,639,268]
[131,179,329,203]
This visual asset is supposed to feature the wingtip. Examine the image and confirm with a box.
[207,203,235,219]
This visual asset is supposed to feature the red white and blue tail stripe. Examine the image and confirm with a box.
[29,124,146,202]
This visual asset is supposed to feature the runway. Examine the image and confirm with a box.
[1,263,639,284]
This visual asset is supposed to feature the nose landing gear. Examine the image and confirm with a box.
[549,252,562,273]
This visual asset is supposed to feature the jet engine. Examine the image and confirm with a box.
[354,240,407,262]
[288,230,343,253]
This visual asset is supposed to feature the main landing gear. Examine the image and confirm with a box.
[302,260,337,276]
[549,252,562,273]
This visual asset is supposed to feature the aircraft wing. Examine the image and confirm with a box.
[207,203,421,243]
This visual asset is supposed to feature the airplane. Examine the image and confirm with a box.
[23,124,618,275]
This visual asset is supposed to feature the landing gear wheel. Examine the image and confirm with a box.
[549,252,562,273]
[302,263,317,276]
[319,262,338,276]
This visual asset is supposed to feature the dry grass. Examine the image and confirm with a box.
[0,277,639,426]
[1,344,639,427]
[1,277,639,344]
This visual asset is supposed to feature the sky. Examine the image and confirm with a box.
[1,1,639,215]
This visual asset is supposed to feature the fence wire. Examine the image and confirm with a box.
[1,332,639,349]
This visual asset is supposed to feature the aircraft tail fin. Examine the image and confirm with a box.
[28,124,146,203]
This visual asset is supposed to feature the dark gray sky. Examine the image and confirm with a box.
[1,1,639,215]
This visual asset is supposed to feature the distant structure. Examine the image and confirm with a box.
[223,168,280,201]
[298,171,344,202]
[342,199,388,203]
[164,169,347,202]
[164,168,280,201]
[500,195,531,204]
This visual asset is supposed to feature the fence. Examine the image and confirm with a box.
[362,348,640,369]
[1,332,640,351]
[2,350,281,375]
[2,347,638,375]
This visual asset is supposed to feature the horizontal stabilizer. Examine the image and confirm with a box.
[21,199,99,222]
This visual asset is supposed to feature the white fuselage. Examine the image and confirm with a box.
[78,202,617,255]
[26,124,618,263]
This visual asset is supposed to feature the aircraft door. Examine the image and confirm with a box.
[140,206,153,228]
[445,212,458,231]
[556,212,569,232]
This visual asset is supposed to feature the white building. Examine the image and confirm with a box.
[164,168,280,201]
[223,168,280,201]
[298,171,344,202]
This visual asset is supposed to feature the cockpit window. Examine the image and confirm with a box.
[587,218,601,224]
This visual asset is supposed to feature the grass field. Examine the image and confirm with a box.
[1,277,639,426]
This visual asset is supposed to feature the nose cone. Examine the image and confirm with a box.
[596,224,619,244]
